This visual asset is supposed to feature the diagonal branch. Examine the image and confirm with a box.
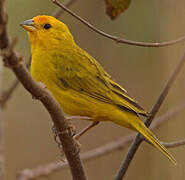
[52,0,185,48]
[17,102,185,179]
[114,53,185,180]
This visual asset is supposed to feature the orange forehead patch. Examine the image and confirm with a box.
[33,15,51,24]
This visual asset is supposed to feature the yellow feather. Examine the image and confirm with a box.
[115,112,176,165]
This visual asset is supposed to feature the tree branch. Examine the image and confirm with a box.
[0,0,9,48]
[0,80,19,107]
[0,1,87,180]
[17,102,185,179]
[115,53,185,180]
[53,0,77,19]
[164,139,185,148]
[52,0,185,48]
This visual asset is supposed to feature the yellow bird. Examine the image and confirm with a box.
[20,15,176,165]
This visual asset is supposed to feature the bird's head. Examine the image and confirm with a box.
[20,15,75,51]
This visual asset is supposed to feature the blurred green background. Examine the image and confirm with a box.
[2,0,185,179]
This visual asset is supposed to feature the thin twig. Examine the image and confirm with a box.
[52,0,185,48]
[0,2,87,180]
[0,0,77,108]
[53,0,77,19]
[115,53,185,180]
[0,80,19,107]
[0,59,30,108]
[164,140,185,148]
[17,102,185,179]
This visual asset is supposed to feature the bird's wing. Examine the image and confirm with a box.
[56,48,148,117]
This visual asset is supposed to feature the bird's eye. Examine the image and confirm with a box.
[44,24,51,30]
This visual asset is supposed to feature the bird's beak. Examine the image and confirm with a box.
[20,19,36,32]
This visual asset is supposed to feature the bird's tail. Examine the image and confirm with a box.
[130,115,177,165]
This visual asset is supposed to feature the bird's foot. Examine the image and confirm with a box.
[73,121,99,140]
[51,122,80,161]
[51,124,65,160]
[67,120,77,136]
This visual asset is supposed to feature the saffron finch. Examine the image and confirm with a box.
[20,15,176,165]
